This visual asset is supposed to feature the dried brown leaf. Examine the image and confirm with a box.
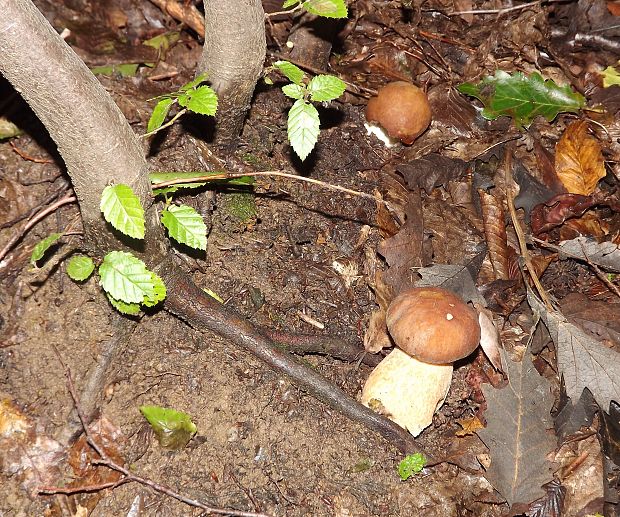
[555,121,605,195]
[479,189,510,280]
[377,191,425,294]
[456,416,485,437]
[477,349,556,506]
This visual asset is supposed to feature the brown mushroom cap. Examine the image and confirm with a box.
[386,287,480,364]
[365,82,432,144]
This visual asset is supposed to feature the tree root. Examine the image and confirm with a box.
[264,329,382,367]
[160,259,431,460]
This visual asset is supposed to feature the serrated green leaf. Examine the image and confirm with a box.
[147,98,175,133]
[99,251,156,304]
[282,0,299,7]
[161,204,207,251]
[30,233,62,264]
[66,255,95,281]
[178,85,218,116]
[282,83,305,100]
[398,453,426,481]
[302,0,348,18]
[601,64,620,88]
[106,292,142,315]
[100,184,145,239]
[274,60,305,86]
[142,272,167,307]
[308,74,346,102]
[457,71,585,129]
[179,72,209,92]
[288,99,319,161]
[140,405,197,449]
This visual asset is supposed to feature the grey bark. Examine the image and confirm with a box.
[0,0,163,256]
[198,0,266,150]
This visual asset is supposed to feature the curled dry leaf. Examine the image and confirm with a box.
[477,306,503,371]
[479,189,510,281]
[555,121,605,196]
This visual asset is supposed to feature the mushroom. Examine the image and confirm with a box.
[364,82,432,147]
[361,287,480,436]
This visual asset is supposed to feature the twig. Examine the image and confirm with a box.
[449,0,543,15]
[504,152,553,309]
[147,0,205,38]
[140,108,187,139]
[268,51,378,96]
[265,4,303,18]
[9,140,55,163]
[0,194,77,263]
[577,241,620,299]
[45,346,273,517]
[151,170,392,211]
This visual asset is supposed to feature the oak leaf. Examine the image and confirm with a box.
[555,121,605,195]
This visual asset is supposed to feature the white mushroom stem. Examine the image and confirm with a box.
[361,348,453,437]
[363,122,399,148]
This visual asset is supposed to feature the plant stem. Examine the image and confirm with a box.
[140,108,187,139]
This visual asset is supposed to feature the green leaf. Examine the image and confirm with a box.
[457,71,586,129]
[106,292,141,315]
[98,251,156,304]
[308,74,346,102]
[147,98,175,133]
[142,272,167,307]
[148,98,175,133]
[30,233,62,264]
[177,85,218,116]
[149,171,253,196]
[282,0,299,7]
[274,60,305,86]
[90,63,142,77]
[302,0,348,18]
[161,204,207,251]
[143,31,180,53]
[66,255,95,281]
[179,73,209,92]
[288,99,319,161]
[100,184,145,239]
[398,453,427,481]
[601,64,620,88]
[140,405,197,449]
[282,83,305,100]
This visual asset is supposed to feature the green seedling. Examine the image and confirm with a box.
[398,453,427,481]
[271,60,346,161]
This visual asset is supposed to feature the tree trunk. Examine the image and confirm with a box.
[0,0,163,257]
[198,0,266,150]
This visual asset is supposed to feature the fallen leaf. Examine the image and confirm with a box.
[523,479,566,517]
[477,307,503,371]
[397,153,469,195]
[555,121,605,195]
[479,189,510,281]
[528,292,620,412]
[416,261,486,306]
[554,388,597,441]
[456,416,485,437]
[556,236,620,272]
[377,192,425,294]
[477,348,556,506]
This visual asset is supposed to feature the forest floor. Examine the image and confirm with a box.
[1,0,619,516]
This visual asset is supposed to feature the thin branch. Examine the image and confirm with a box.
[46,347,274,517]
[140,108,187,139]
[449,0,543,15]
[0,194,77,262]
[504,152,553,309]
[268,51,378,96]
[151,170,392,211]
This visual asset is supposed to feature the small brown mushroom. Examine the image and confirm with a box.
[365,82,432,146]
[361,287,480,436]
